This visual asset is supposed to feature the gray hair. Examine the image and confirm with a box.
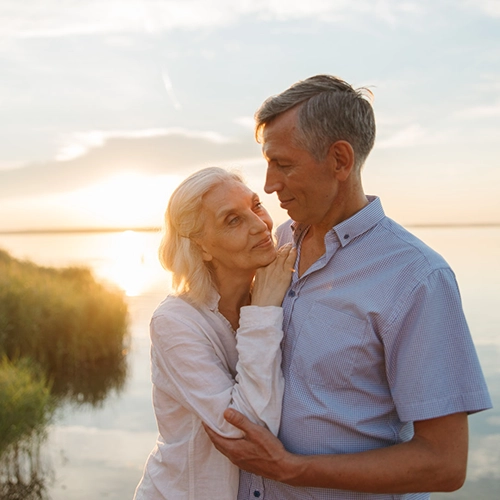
[255,75,376,169]
[159,167,245,306]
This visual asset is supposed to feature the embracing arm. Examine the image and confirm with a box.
[205,409,468,493]
[150,305,283,439]
[152,245,296,438]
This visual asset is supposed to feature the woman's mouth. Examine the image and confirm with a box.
[253,235,273,249]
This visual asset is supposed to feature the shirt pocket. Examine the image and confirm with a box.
[289,302,368,389]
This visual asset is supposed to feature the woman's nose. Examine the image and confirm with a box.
[250,212,269,234]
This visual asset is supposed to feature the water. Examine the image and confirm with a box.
[0,227,498,499]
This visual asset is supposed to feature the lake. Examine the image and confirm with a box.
[0,227,498,499]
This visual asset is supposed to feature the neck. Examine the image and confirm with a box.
[214,268,254,331]
[312,182,368,241]
[298,184,368,277]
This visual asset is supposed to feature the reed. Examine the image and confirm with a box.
[0,357,54,455]
[0,378,51,499]
[0,248,129,403]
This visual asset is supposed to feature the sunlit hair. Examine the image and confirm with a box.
[159,167,245,306]
[255,74,376,169]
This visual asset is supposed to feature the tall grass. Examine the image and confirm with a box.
[0,248,129,404]
[0,357,54,453]
[0,248,130,495]
[0,357,54,499]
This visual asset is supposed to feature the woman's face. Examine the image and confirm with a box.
[198,180,275,275]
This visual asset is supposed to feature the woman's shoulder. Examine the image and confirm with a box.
[151,293,219,332]
[152,294,200,321]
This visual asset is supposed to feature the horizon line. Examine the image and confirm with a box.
[0,226,161,235]
[1,222,500,235]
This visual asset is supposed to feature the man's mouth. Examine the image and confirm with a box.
[279,198,294,209]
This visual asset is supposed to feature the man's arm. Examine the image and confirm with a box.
[204,409,468,494]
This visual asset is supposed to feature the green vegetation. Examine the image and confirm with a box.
[0,248,129,463]
[0,358,54,499]
[0,357,54,452]
[0,248,129,401]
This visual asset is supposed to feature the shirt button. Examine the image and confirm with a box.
[344,234,350,240]
[288,290,296,297]
[253,491,261,498]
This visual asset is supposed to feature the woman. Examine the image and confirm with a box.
[133,167,295,499]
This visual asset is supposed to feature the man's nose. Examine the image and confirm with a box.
[264,165,281,194]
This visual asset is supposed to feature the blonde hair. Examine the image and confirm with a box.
[159,167,245,306]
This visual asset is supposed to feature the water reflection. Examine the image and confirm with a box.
[50,346,129,408]
[0,244,133,499]
[0,435,51,500]
[102,230,159,297]
[0,351,129,499]
[0,228,498,498]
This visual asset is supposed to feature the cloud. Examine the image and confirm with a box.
[461,0,500,18]
[0,129,260,199]
[467,433,500,480]
[233,116,255,130]
[455,102,500,119]
[0,1,145,38]
[55,129,168,162]
[48,424,157,466]
[55,128,234,161]
[377,124,449,149]
[0,0,429,39]
[142,0,428,30]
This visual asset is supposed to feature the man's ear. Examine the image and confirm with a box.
[327,140,355,181]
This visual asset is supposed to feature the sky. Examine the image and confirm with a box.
[0,0,499,231]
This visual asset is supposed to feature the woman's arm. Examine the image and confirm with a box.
[151,245,296,438]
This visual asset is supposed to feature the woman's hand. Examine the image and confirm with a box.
[251,243,296,307]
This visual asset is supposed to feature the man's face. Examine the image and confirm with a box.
[262,108,339,227]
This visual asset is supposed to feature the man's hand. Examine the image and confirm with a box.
[203,408,294,482]
[205,410,469,493]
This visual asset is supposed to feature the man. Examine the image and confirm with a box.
[205,75,492,499]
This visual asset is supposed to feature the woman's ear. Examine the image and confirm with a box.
[327,140,355,181]
[201,249,213,262]
[194,238,213,262]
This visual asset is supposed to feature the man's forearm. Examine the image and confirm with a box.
[205,410,468,494]
[277,421,467,493]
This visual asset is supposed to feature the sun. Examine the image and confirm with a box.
[68,172,183,229]
[101,230,167,297]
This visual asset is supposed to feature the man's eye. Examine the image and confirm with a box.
[228,216,240,225]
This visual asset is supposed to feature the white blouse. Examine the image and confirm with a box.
[133,291,285,500]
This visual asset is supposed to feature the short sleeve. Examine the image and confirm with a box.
[383,268,492,422]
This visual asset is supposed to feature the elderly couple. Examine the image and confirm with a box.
[134,75,492,500]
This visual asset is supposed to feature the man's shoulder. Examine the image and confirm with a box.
[377,217,449,270]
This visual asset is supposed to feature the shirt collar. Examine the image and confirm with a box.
[206,287,221,311]
[290,196,385,248]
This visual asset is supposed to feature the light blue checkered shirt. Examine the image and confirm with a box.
[239,196,492,500]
